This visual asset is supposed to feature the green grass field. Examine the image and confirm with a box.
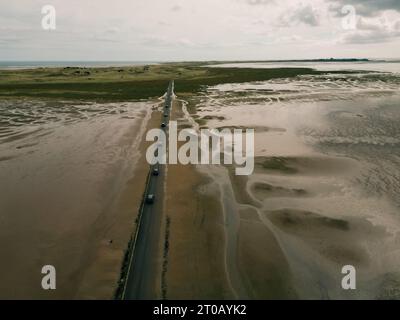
[0,63,349,101]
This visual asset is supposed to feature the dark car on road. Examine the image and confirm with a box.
[146,194,155,204]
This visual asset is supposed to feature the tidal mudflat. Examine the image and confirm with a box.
[0,99,156,299]
[177,71,400,299]
[1,63,399,299]
[0,64,336,299]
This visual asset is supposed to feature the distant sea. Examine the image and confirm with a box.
[210,59,400,73]
[2,59,400,73]
[0,61,158,70]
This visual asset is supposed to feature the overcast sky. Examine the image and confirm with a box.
[1,0,400,61]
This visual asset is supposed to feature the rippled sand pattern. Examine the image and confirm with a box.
[204,73,400,106]
[187,72,400,299]
[0,100,139,144]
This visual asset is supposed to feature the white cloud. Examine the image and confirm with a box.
[279,4,320,27]
[0,0,399,60]
[339,18,400,44]
[328,0,400,17]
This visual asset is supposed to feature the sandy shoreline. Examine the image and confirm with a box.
[162,99,233,299]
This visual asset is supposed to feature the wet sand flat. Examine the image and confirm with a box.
[0,99,156,299]
[2,66,400,299]
[175,71,400,299]
[163,100,233,299]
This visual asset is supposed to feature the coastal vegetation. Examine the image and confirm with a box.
[0,63,349,101]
